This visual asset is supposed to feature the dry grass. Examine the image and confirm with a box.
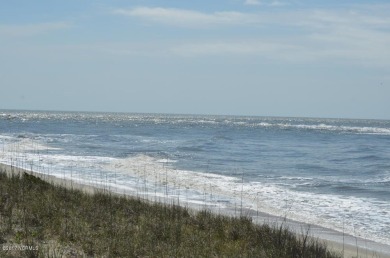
[0,170,341,257]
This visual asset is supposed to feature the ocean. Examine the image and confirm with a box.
[1,110,389,249]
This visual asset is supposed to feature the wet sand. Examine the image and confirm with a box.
[1,163,389,258]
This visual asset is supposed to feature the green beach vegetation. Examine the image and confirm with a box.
[0,169,340,258]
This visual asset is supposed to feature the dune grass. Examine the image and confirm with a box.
[0,169,341,257]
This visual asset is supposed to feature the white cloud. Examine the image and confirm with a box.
[269,1,287,7]
[171,33,389,66]
[0,22,70,37]
[169,6,390,66]
[114,4,390,66]
[244,0,287,7]
[171,41,298,58]
[245,0,261,5]
[113,7,259,27]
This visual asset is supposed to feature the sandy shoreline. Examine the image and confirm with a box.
[1,163,389,258]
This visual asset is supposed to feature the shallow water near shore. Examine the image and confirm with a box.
[1,110,389,253]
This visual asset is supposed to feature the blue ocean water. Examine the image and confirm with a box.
[1,110,389,247]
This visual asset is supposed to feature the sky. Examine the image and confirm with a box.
[0,0,389,119]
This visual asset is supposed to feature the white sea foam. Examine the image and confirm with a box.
[253,122,390,135]
[105,155,390,246]
[2,138,60,152]
[157,158,177,163]
[0,135,13,140]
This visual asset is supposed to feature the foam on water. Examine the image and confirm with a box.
[2,138,60,152]
[251,122,390,135]
[104,155,390,246]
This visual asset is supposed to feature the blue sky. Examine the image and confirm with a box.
[1,0,389,119]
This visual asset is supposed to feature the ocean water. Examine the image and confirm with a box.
[1,110,389,248]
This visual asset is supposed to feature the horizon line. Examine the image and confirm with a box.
[1,108,389,121]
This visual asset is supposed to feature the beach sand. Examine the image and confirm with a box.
[1,163,389,258]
